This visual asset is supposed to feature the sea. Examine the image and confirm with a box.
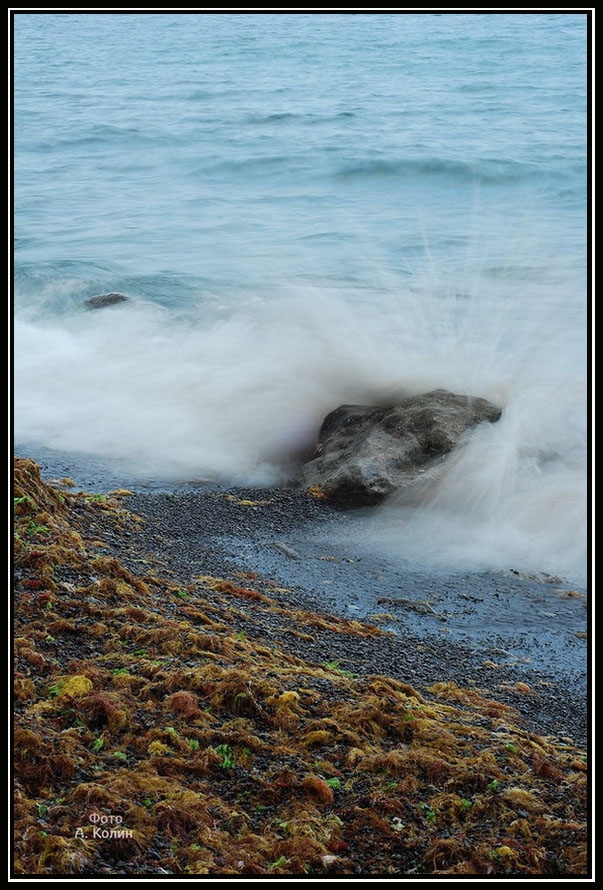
[13,12,589,584]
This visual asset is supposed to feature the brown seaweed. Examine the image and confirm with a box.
[12,458,588,876]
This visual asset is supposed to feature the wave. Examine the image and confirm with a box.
[14,248,587,584]
[332,156,572,185]
[244,110,357,125]
[185,154,308,178]
[27,125,190,153]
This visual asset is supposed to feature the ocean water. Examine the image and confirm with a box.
[13,13,588,583]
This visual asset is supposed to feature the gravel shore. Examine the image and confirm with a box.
[13,456,589,876]
[69,481,588,747]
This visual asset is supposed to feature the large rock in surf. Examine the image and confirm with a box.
[297,389,502,506]
[84,292,129,310]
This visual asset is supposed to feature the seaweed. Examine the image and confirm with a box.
[12,458,588,876]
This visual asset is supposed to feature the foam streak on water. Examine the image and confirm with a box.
[13,13,588,583]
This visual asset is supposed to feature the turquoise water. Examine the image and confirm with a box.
[13,13,588,581]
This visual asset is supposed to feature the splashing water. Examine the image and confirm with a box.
[13,13,587,583]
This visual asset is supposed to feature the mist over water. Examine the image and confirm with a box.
[13,13,588,583]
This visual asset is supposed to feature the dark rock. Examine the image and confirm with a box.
[272,541,301,560]
[296,389,501,505]
[84,293,129,310]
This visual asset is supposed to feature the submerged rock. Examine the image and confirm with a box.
[84,292,129,309]
[297,389,502,505]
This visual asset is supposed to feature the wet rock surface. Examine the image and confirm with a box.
[84,292,130,309]
[296,389,502,505]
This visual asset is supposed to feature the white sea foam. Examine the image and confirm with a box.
[14,243,587,584]
[13,14,588,590]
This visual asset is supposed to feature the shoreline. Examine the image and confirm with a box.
[20,447,588,745]
[13,456,589,875]
[91,486,588,747]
